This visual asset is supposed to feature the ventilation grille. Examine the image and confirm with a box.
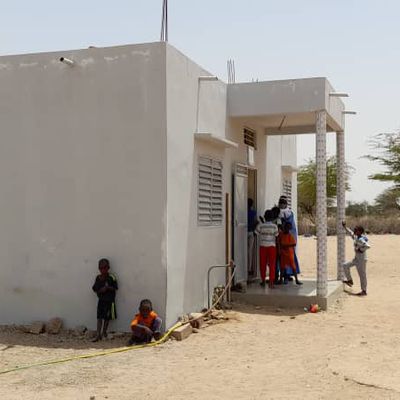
[198,157,223,226]
[244,128,257,149]
[282,180,292,207]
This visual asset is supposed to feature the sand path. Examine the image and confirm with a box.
[1,235,399,399]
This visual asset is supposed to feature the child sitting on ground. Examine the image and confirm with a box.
[92,258,118,342]
[255,210,279,288]
[278,222,302,285]
[342,221,370,296]
[128,299,162,346]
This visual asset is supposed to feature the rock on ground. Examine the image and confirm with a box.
[46,318,63,334]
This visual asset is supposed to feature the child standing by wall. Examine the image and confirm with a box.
[278,222,302,285]
[256,210,279,288]
[92,258,118,342]
[342,221,370,296]
[128,299,162,345]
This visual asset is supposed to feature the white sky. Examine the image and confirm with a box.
[1,0,399,203]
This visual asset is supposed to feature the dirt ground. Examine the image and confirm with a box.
[1,235,400,400]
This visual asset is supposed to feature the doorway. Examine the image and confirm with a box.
[247,168,258,281]
[233,165,258,284]
[233,164,248,283]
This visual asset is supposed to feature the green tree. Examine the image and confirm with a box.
[365,132,400,186]
[374,187,400,213]
[298,156,352,222]
[346,201,370,218]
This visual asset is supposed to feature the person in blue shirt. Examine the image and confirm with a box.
[248,198,258,276]
[278,196,301,280]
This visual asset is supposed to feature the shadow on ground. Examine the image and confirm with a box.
[0,330,131,350]
[231,302,309,317]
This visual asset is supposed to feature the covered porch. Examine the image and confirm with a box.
[227,77,348,308]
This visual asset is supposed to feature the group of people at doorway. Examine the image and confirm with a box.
[248,196,302,289]
[248,196,371,295]
[91,258,162,344]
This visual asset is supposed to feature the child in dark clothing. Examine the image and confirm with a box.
[127,299,162,346]
[92,258,118,342]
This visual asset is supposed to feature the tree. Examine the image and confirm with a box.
[297,156,352,222]
[346,201,370,218]
[365,132,400,187]
[374,187,400,214]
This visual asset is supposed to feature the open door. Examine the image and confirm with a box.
[233,164,248,283]
[247,168,258,280]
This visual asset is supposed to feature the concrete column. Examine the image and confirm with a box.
[336,131,346,280]
[316,110,328,297]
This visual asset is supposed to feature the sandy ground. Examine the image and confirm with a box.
[1,235,400,400]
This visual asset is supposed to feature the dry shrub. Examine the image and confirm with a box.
[298,215,400,235]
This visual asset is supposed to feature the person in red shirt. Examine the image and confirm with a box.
[127,299,162,346]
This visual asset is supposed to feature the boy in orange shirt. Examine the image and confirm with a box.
[127,299,162,346]
[278,222,302,285]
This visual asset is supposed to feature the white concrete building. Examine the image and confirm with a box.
[0,42,345,330]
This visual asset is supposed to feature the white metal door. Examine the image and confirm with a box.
[233,164,248,283]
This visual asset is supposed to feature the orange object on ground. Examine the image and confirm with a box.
[310,304,320,313]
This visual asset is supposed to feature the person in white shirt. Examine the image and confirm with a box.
[256,210,279,288]
[342,221,371,296]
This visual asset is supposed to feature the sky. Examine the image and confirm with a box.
[1,0,399,203]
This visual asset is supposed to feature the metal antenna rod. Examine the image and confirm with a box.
[227,59,236,84]
[160,0,168,42]
[160,0,165,41]
[165,0,168,42]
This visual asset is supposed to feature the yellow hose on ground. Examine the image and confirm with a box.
[0,322,182,376]
[0,264,235,376]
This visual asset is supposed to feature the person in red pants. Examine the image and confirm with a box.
[256,210,279,288]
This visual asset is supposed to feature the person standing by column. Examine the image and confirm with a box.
[342,221,370,296]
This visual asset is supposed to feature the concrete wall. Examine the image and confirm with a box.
[165,45,227,327]
[227,78,326,117]
[0,40,299,331]
[265,135,297,213]
[324,79,345,132]
[164,46,298,326]
[0,42,167,331]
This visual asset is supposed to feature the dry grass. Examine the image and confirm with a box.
[299,215,400,235]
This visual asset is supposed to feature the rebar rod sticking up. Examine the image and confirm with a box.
[160,0,168,42]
